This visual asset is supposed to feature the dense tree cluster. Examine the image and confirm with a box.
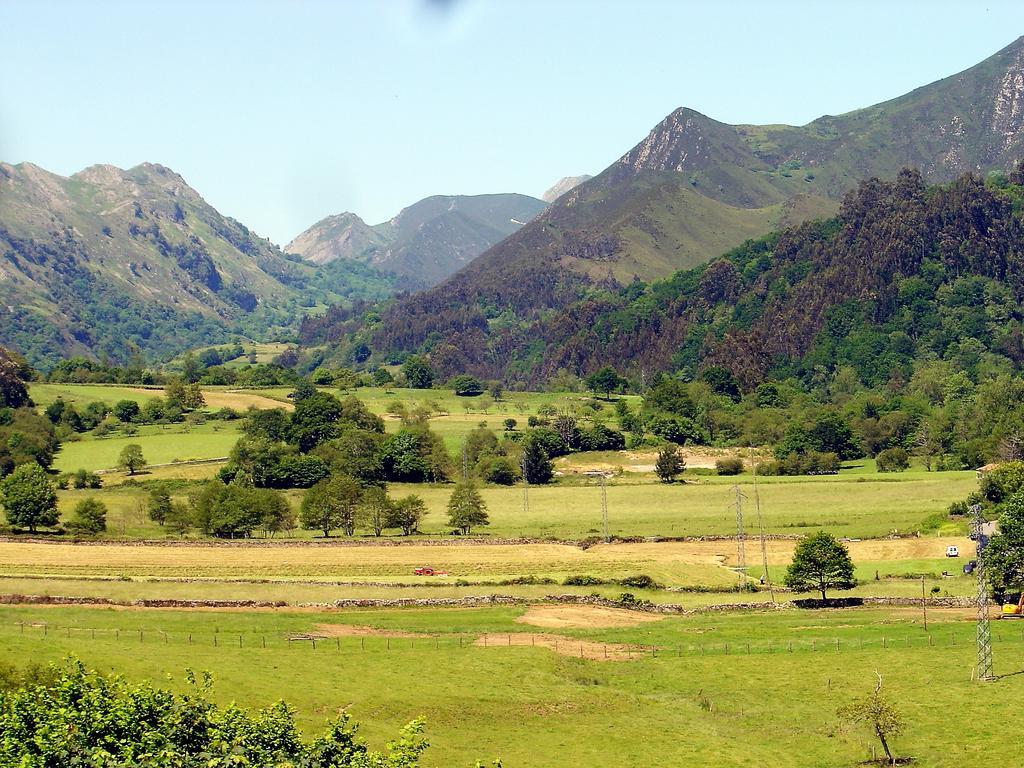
[0,346,58,478]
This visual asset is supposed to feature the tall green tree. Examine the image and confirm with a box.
[147,488,172,525]
[584,366,622,400]
[358,486,394,537]
[984,491,1024,597]
[0,346,32,409]
[300,475,362,537]
[519,436,553,484]
[118,444,147,475]
[0,463,58,532]
[447,481,489,535]
[387,494,427,536]
[784,530,856,599]
[401,356,434,389]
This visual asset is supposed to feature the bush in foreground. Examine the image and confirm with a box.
[0,660,499,767]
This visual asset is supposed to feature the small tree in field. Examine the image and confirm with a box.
[148,488,172,525]
[118,444,147,476]
[655,444,685,483]
[837,673,905,765]
[387,494,426,536]
[585,366,622,400]
[784,530,856,599]
[447,481,489,535]
[67,498,107,535]
[358,486,394,537]
[0,463,58,532]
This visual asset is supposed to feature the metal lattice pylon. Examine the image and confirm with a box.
[970,503,994,681]
[733,485,747,584]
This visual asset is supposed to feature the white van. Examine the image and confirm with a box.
[946,545,959,558]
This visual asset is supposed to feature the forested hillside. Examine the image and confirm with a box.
[313,168,1024,394]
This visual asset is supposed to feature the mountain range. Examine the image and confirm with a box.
[285,193,549,291]
[7,36,1024,378]
[316,36,1024,376]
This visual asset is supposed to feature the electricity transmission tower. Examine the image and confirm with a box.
[584,471,610,542]
[750,447,774,601]
[520,452,529,516]
[970,503,994,681]
[732,485,747,584]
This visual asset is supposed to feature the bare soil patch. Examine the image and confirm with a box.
[516,604,665,629]
[308,623,427,638]
[474,632,648,661]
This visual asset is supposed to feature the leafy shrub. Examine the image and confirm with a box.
[759,451,840,476]
[876,447,910,472]
[715,457,744,475]
[563,574,605,586]
[619,574,661,590]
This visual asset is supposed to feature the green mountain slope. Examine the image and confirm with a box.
[285,193,548,290]
[348,169,1024,388]
[337,36,1024,367]
[0,162,395,367]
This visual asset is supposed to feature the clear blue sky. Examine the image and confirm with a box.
[2,0,1022,245]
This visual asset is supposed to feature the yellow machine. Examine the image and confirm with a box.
[1003,592,1024,618]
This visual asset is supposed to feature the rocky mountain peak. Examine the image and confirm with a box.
[616,107,729,174]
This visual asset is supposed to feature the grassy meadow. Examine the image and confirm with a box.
[0,603,1020,768]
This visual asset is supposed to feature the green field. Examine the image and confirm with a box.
[53,422,240,473]
[47,466,974,541]
[0,603,1019,767]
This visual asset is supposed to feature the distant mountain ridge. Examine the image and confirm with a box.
[0,161,395,367]
[337,36,1024,372]
[286,193,548,290]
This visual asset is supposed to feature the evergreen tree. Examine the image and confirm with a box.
[655,444,685,483]
[447,481,489,535]
[520,436,553,484]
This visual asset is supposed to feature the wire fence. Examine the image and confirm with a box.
[11,621,1024,660]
